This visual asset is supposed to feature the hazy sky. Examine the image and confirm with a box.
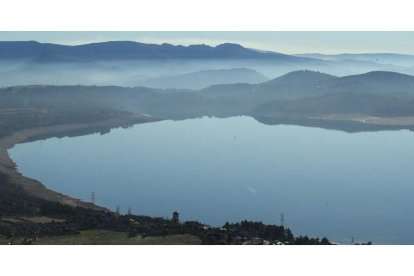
[0,32,413,55]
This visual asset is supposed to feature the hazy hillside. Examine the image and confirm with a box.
[321,71,414,97]
[203,70,414,101]
[137,68,269,89]
[253,92,414,117]
[298,53,414,67]
[200,70,338,103]
[2,70,414,125]
[255,70,337,99]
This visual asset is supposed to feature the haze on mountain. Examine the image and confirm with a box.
[137,68,269,89]
[2,69,414,133]
[297,53,414,67]
[1,40,414,88]
[1,39,414,131]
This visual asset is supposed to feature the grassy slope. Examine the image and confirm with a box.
[0,230,201,245]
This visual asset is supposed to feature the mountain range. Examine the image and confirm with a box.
[2,40,414,88]
[0,41,317,62]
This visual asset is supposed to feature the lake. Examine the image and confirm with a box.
[9,116,414,244]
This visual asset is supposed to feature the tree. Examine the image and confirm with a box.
[223,222,231,229]
[172,211,180,224]
[320,237,330,245]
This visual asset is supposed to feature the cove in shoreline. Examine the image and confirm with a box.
[0,116,160,209]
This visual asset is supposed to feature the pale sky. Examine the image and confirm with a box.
[0,32,413,55]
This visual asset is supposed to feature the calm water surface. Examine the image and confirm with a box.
[9,116,414,244]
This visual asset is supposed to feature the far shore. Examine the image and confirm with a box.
[254,113,414,133]
[310,115,414,126]
[0,116,160,209]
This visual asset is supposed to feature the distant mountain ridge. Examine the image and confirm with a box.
[0,41,318,62]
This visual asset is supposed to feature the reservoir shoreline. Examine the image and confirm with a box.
[2,114,413,210]
[4,115,414,244]
[0,116,160,209]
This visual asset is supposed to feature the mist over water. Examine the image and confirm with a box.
[9,116,414,244]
